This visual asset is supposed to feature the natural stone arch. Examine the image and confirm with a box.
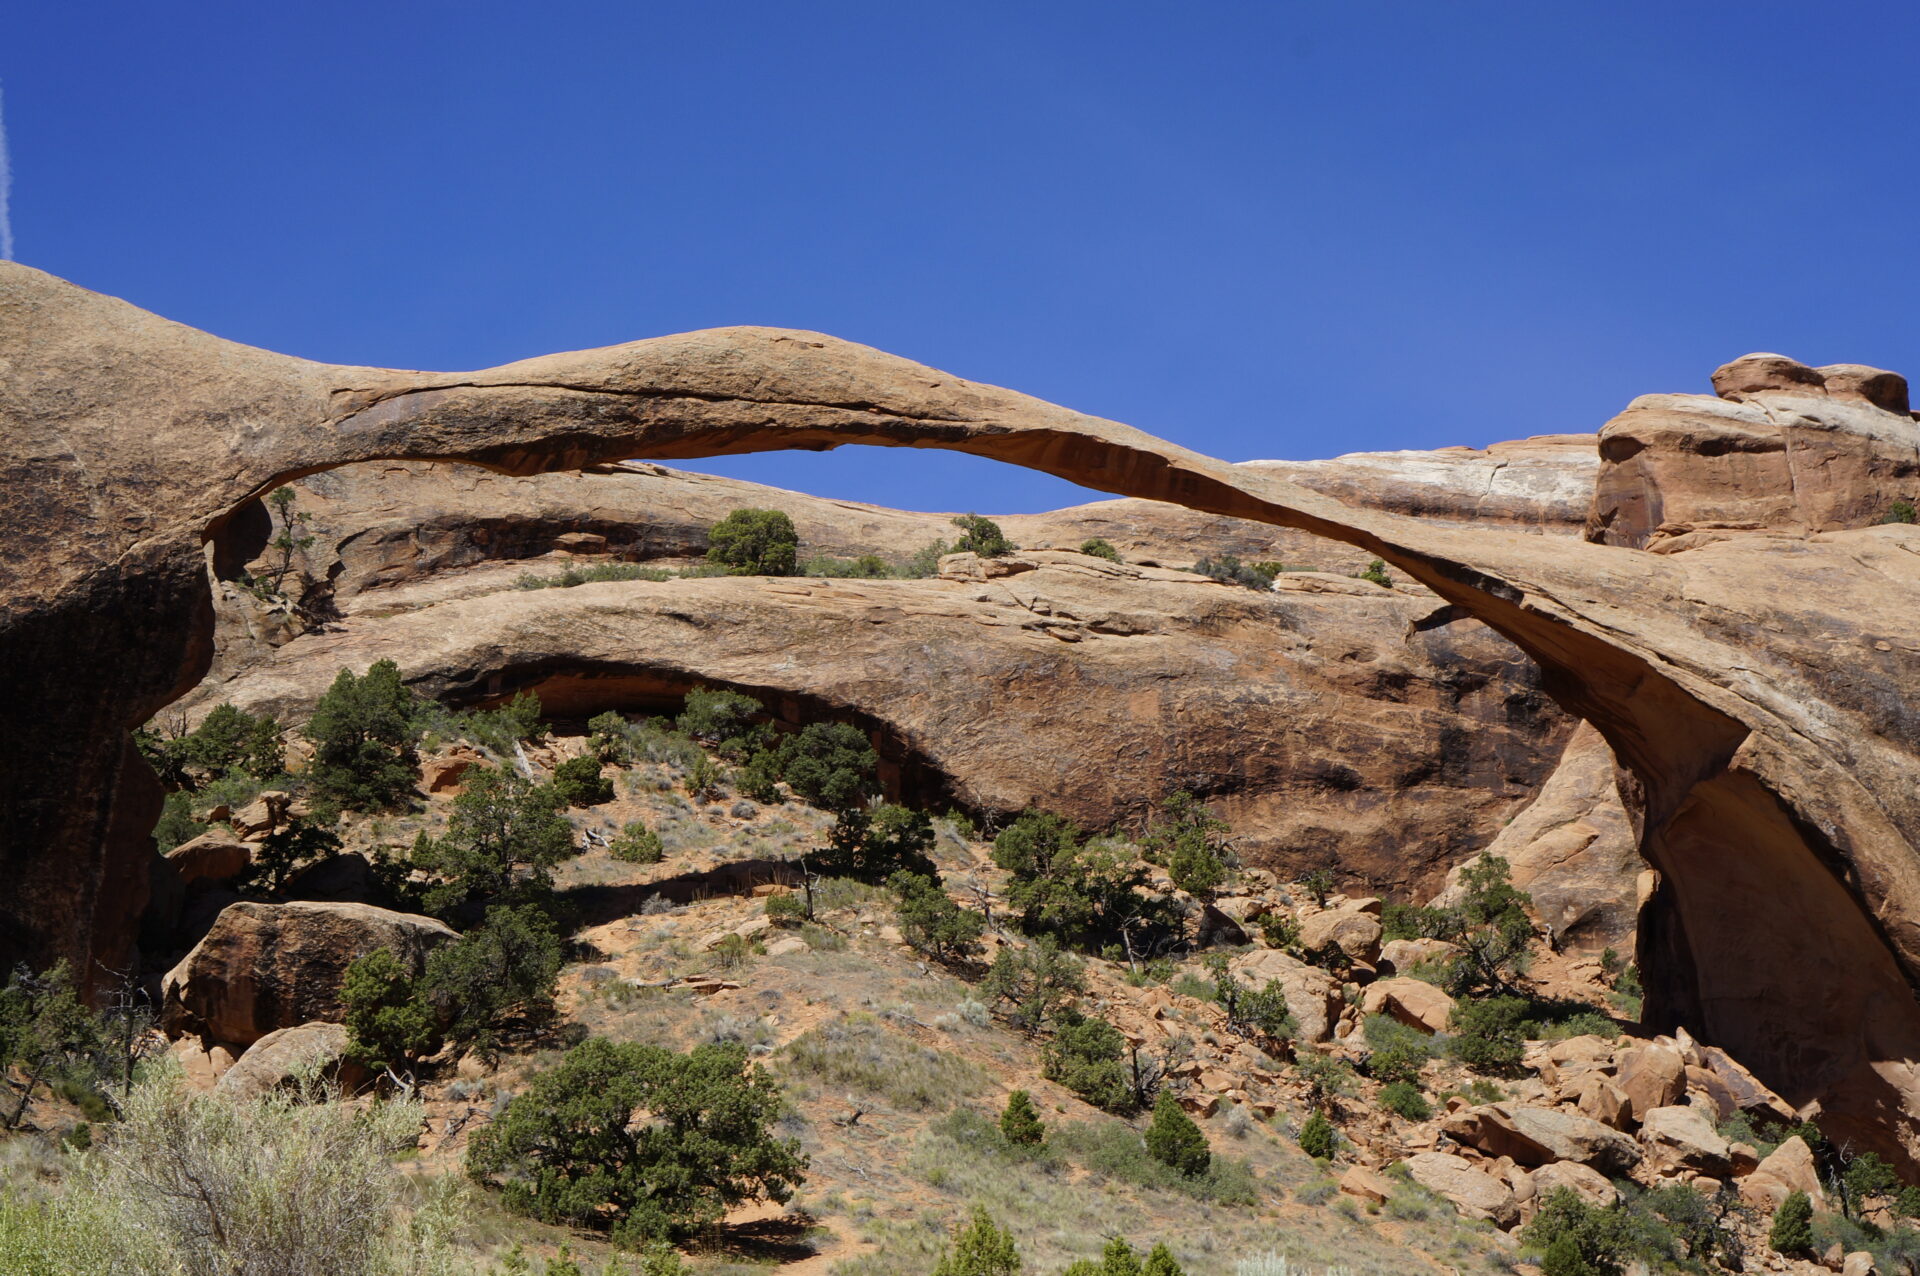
[7,262,1920,1159]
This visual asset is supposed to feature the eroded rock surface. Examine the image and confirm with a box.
[183,552,1569,892]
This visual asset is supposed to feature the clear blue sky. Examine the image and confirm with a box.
[12,2,1919,512]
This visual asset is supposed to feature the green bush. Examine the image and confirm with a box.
[1523,1187,1639,1276]
[0,961,102,1132]
[1883,499,1918,525]
[1145,791,1234,902]
[1079,538,1120,561]
[1297,1053,1356,1112]
[1361,1013,1434,1086]
[993,809,1157,948]
[951,514,1013,558]
[411,765,578,916]
[1190,554,1277,589]
[1258,911,1300,950]
[1379,1080,1432,1121]
[1356,559,1393,588]
[467,1037,805,1245]
[983,938,1087,1036]
[1298,1111,1337,1160]
[421,904,565,1058]
[549,754,613,806]
[819,803,937,880]
[903,538,951,577]
[765,890,807,925]
[1043,1010,1136,1114]
[1145,1091,1211,1177]
[1205,955,1294,1049]
[770,721,877,810]
[248,815,343,894]
[587,710,635,763]
[705,508,799,576]
[182,703,286,780]
[799,552,892,578]
[1398,855,1535,996]
[151,789,207,853]
[609,822,665,864]
[1062,1237,1187,1276]
[305,659,421,811]
[1000,1089,1045,1145]
[341,948,439,1071]
[1448,995,1531,1073]
[930,1207,1021,1276]
[675,687,769,756]
[418,689,545,756]
[890,870,984,961]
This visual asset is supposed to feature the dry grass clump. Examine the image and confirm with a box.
[782,1016,987,1111]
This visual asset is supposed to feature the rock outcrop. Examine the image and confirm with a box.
[8,263,1920,1162]
[160,901,455,1048]
[1588,353,1920,551]
[182,553,1569,891]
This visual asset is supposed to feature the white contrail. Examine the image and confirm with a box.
[0,79,14,261]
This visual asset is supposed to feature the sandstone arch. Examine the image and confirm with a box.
[7,262,1920,1157]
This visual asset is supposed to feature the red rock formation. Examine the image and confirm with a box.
[5,262,1920,1162]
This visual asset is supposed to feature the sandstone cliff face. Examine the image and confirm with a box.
[186,552,1569,895]
[8,261,1920,1163]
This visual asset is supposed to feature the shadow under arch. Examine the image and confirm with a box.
[7,263,1920,1162]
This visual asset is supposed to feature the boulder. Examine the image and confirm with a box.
[1576,1074,1633,1129]
[1359,977,1454,1033]
[1697,1045,1796,1123]
[1741,1136,1828,1211]
[230,791,291,839]
[554,531,609,554]
[1230,948,1343,1043]
[215,1022,370,1100]
[1298,903,1383,966]
[1639,1104,1733,1176]
[1339,1165,1397,1205]
[1440,1103,1641,1174]
[1379,937,1457,975]
[1404,1152,1519,1227]
[164,831,251,887]
[161,901,456,1048]
[1530,1160,1619,1209]
[1615,1043,1686,1121]
[1843,1253,1877,1276]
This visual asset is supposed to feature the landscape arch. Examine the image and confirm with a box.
[7,261,1920,1159]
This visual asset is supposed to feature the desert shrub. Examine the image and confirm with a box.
[1379,1081,1432,1121]
[151,789,208,853]
[1448,995,1531,1073]
[609,822,665,864]
[1361,1013,1433,1086]
[818,803,936,880]
[1298,1112,1338,1160]
[183,703,286,781]
[705,508,799,576]
[1258,911,1300,950]
[1144,790,1234,902]
[1191,554,1276,589]
[1296,1054,1356,1112]
[59,1065,432,1276]
[1884,500,1919,525]
[1079,538,1120,561]
[1523,1188,1642,1276]
[417,689,546,756]
[1355,559,1393,588]
[1000,1090,1045,1145]
[982,938,1086,1036]
[675,688,769,757]
[420,903,565,1058]
[903,538,952,577]
[468,1037,805,1246]
[931,1207,1021,1276]
[994,810,1155,948]
[549,755,613,806]
[514,561,675,589]
[246,815,343,895]
[1063,1237,1187,1276]
[340,947,440,1072]
[771,721,877,810]
[411,766,578,916]
[1394,855,1535,996]
[1043,1010,1135,1114]
[1145,1091,1211,1176]
[1206,955,1295,1049]
[951,514,1013,558]
[764,891,806,925]
[587,710,636,763]
[782,1017,985,1110]
[305,659,421,811]
[0,961,102,1132]
[890,871,984,961]
[1049,1118,1256,1204]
